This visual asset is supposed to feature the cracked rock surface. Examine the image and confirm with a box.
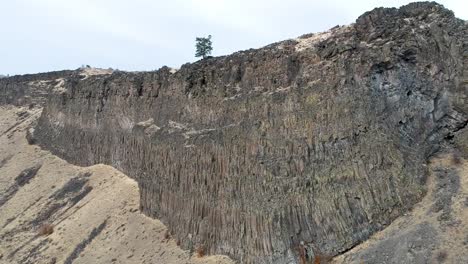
[1,2,467,263]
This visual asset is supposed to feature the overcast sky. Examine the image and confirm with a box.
[1,0,466,76]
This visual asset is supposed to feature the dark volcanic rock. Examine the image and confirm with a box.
[2,2,467,264]
[0,70,76,106]
[15,164,42,186]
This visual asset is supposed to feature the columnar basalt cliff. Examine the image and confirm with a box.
[2,2,467,263]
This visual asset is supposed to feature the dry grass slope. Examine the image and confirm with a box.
[0,105,234,264]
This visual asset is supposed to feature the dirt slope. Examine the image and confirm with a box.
[0,105,234,264]
[331,153,468,263]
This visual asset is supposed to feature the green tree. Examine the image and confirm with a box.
[195,35,213,59]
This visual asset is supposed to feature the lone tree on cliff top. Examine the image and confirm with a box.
[195,35,213,59]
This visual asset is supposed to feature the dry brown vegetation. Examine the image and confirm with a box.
[296,245,307,264]
[196,245,205,258]
[164,230,171,240]
[295,243,333,264]
[38,223,54,236]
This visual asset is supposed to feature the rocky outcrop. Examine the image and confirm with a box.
[0,68,112,107]
[0,70,76,107]
[2,2,466,263]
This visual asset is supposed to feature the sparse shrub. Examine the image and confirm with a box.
[176,239,181,246]
[196,245,205,258]
[437,250,448,262]
[38,223,54,236]
[314,255,321,264]
[452,151,462,165]
[296,242,334,264]
[296,244,307,264]
[313,254,333,264]
[164,230,171,240]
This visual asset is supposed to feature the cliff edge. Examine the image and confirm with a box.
[1,2,467,263]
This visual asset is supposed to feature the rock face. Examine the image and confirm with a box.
[0,70,76,107]
[2,2,466,263]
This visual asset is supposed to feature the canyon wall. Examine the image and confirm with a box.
[2,2,467,263]
[0,70,76,107]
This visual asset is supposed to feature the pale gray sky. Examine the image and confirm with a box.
[1,0,466,75]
